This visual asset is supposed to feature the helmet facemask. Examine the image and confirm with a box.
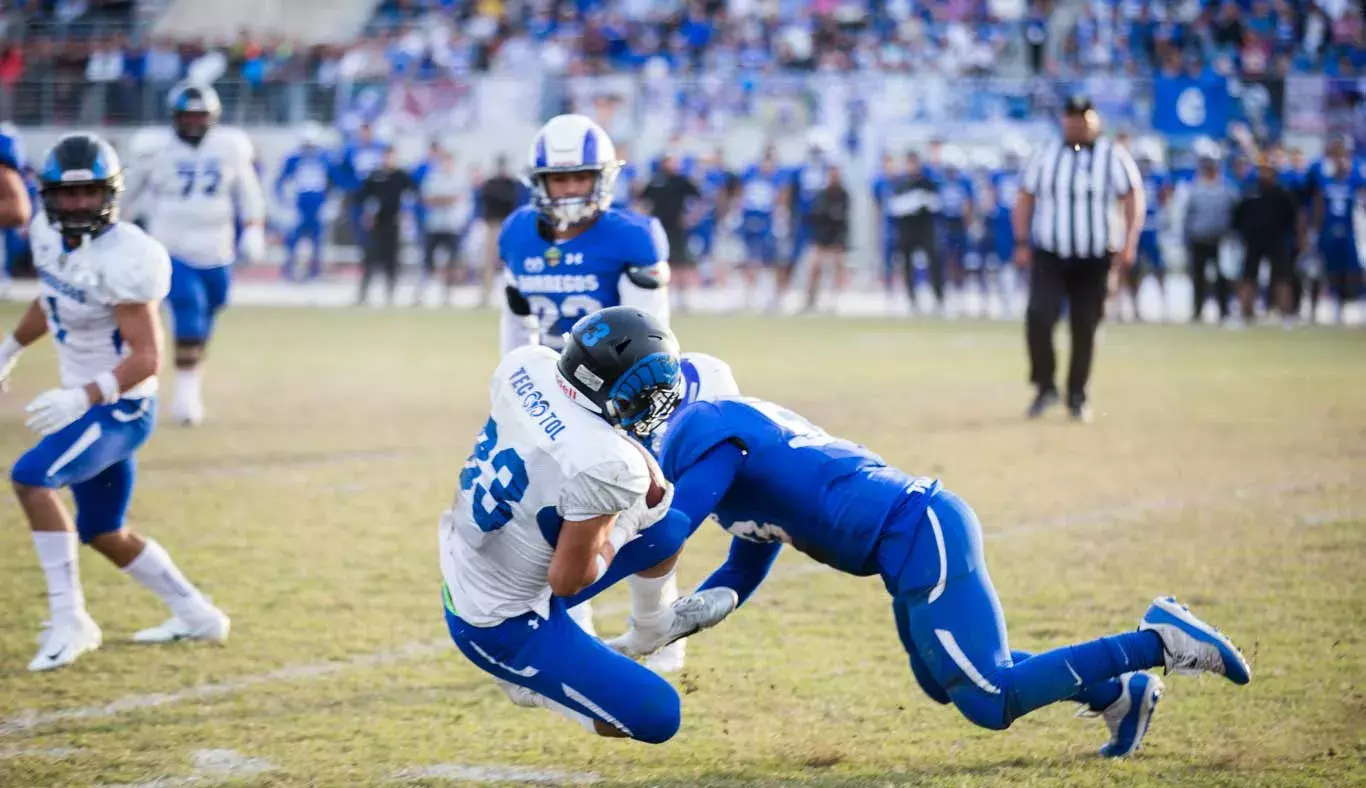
[531,162,620,233]
[42,177,122,238]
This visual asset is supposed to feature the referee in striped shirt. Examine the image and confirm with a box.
[1013,95,1145,422]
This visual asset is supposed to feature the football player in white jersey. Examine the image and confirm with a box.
[124,82,266,426]
[441,306,734,741]
[500,114,686,672]
[0,134,229,672]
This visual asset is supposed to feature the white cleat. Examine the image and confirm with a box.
[608,588,738,659]
[170,395,205,427]
[29,613,102,672]
[643,638,687,675]
[133,605,230,644]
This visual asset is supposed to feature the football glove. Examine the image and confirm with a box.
[25,388,91,436]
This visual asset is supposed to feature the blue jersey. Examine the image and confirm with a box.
[698,167,734,222]
[739,166,786,220]
[500,206,665,348]
[938,173,975,220]
[1314,161,1364,242]
[659,397,941,576]
[338,140,388,192]
[613,162,639,209]
[274,148,333,212]
[872,171,897,227]
[0,129,23,173]
[1141,171,1166,231]
[791,161,829,213]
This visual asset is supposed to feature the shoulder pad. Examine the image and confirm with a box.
[102,226,172,304]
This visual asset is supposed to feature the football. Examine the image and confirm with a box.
[632,438,667,508]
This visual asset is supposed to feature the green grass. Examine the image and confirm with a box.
[0,305,1363,787]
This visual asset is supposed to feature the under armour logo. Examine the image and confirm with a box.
[528,619,539,630]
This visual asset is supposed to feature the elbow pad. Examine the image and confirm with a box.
[624,262,671,290]
[505,284,532,317]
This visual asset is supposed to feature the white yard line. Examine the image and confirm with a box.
[101,749,276,788]
[0,476,1350,739]
[389,764,600,785]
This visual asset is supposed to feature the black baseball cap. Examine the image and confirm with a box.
[1063,95,1095,115]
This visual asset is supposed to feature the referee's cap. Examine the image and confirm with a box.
[1063,94,1095,115]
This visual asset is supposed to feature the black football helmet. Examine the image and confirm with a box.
[38,133,124,237]
[556,306,683,438]
[168,81,221,145]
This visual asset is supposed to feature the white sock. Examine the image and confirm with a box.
[123,539,208,616]
[629,568,678,624]
[566,601,597,637]
[32,531,86,621]
[175,369,201,402]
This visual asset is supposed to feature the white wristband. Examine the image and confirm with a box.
[592,554,609,584]
[607,524,632,553]
[93,371,120,404]
[0,334,22,362]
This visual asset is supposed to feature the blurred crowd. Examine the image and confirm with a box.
[1,0,1362,107]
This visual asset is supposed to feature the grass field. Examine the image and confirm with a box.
[0,302,1363,788]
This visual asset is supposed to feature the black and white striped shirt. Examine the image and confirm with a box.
[1021,137,1141,259]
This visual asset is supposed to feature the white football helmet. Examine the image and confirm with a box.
[526,114,621,231]
[299,121,325,148]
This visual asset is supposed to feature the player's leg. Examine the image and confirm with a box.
[304,215,325,281]
[442,231,462,306]
[893,491,1248,749]
[10,399,151,669]
[626,548,687,674]
[282,219,303,281]
[445,593,682,743]
[417,230,439,306]
[168,259,213,426]
[71,451,229,643]
[1238,247,1265,322]
[1025,251,1065,414]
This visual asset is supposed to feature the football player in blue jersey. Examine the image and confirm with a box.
[498,113,683,671]
[1129,143,1172,322]
[571,364,1252,758]
[0,122,35,275]
[1308,135,1363,324]
[937,147,975,316]
[274,122,335,282]
[871,152,901,302]
[736,147,789,311]
[789,132,834,277]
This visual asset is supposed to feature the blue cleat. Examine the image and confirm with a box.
[1090,672,1163,758]
[1139,596,1251,685]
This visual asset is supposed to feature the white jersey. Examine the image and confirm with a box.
[125,126,264,268]
[30,219,171,397]
[440,346,652,626]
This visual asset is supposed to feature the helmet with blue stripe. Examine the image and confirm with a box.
[555,306,682,439]
[168,81,222,145]
[38,133,123,237]
[526,114,621,231]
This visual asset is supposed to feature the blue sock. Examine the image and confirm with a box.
[1006,631,1164,719]
[1012,649,1120,711]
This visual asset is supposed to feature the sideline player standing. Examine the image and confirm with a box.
[1,134,228,672]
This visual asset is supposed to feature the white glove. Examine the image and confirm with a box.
[614,479,676,537]
[238,224,267,263]
[25,388,91,436]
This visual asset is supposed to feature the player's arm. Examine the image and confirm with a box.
[0,160,31,227]
[233,138,268,261]
[547,455,659,597]
[563,440,746,606]
[548,513,629,598]
[0,299,51,388]
[23,250,170,435]
[273,155,296,203]
[695,536,783,608]
[618,218,671,325]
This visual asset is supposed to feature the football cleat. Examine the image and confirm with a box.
[1082,671,1163,758]
[133,605,230,644]
[170,394,204,427]
[1139,596,1251,685]
[643,638,687,675]
[29,613,102,672]
[608,588,737,658]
